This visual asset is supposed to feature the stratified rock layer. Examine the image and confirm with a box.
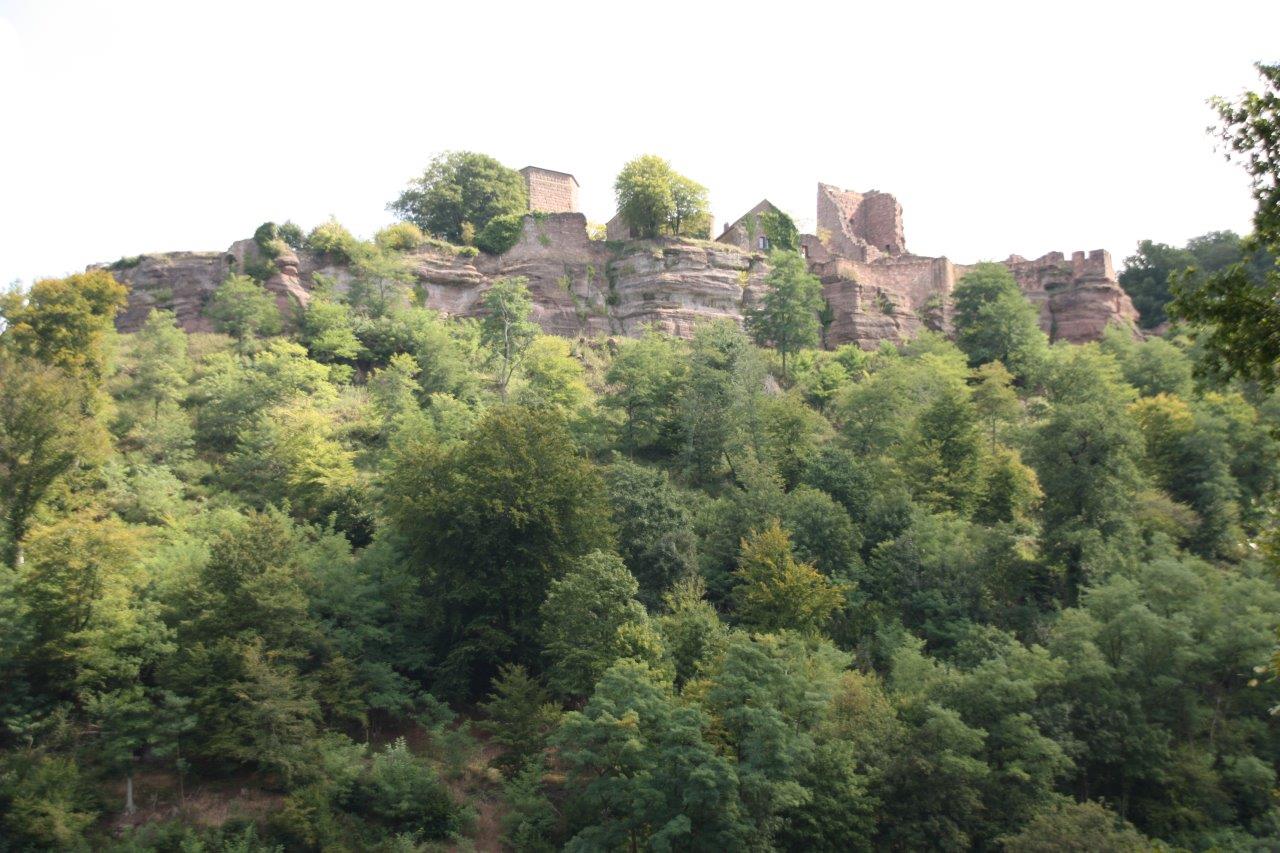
[103,212,1136,349]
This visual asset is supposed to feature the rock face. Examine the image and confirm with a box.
[104,197,1138,351]
[1001,250,1139,343]
[108,251,234,333]
[105,214,768,342]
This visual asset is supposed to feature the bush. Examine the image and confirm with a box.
[375,222,426,252]
[307,218,359,261]
[279,220,305,249]
[346,738,461,839]
[254,221,280,249]
[0,752,100,849]
[475,213,525,255]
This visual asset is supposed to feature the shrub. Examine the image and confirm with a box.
[109,255,144,270]
[254,221,280,249]
[307,218,359,261]
[278,220,305,249]
[475,213,525,255]
[253,223,291,261]
[346,738,461,839]
[375,222,426,252]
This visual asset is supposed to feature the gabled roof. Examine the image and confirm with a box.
[716,199,780,242]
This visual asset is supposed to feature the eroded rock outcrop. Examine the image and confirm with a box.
[105,214,766,343]
[103,208,1137,351]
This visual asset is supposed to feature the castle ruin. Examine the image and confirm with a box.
[103,168,1138,349]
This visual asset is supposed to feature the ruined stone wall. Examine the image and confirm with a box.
[816,183,907,260]
[857,192,907,255]
[997,249,1138,342]
[520,167,578,213]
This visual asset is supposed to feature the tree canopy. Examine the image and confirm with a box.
[388,150,528,244]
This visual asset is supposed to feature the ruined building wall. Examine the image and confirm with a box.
[816,183,907,260]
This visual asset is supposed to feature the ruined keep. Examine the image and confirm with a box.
[103,172,1138,350]
[520,166,579,213]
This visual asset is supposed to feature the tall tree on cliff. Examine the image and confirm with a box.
[748,249,824,377]
[480,276,538,401]
[614,155,710,239]
[951,262,1048,381]
[389,151,528,244]
[1171,63,1280,386]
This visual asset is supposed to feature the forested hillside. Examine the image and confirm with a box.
[1,242,1279,852]
[3,61,1280,853]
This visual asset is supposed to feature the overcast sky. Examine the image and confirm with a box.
[1,1,1277,287]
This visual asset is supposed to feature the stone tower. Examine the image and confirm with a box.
[520,166,579,213]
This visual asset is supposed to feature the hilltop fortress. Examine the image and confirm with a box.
[106,171,1138,347]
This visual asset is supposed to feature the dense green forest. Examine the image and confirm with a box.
[2,63,1280,853]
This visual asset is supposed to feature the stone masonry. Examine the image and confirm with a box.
[717,200,783,253]
[520,166,579,213]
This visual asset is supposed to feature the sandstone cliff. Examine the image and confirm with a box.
[102,213,1135,349]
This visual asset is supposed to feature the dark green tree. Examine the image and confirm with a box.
[555,660,747,851]
[381,405,612,697]
[605,461,697,607]
[951,262,1049,379]
[389,150,528,243]
[748,249,824,376]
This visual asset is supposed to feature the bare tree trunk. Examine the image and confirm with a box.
[125,771,136,815]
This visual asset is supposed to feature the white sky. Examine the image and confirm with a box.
[1,0,1277,287]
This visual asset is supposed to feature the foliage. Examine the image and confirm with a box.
[614,154,710,239]
[952,262,1048,379]
[1000,798,1151,852]
[374,221,426,252]
[1170,63,1280,386]
[748,249,824,375]
[305,217,358,260]
[474,212,525,255]
[759,209,799,252]
[389,150,528,244]
[381,405,612,697]
[479,276,537,399]
[540,550,654,698]
[0,356,106,568]
[207,274,282,343]
[9,171,1280,850]
[605,461,697,607]
[733,520,844,636]
[555,660,747,850]
[0,268,127,382]
[480,664,560,775]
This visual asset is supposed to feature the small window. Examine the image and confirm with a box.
[800,245,808,258]
[758,236,769,251]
